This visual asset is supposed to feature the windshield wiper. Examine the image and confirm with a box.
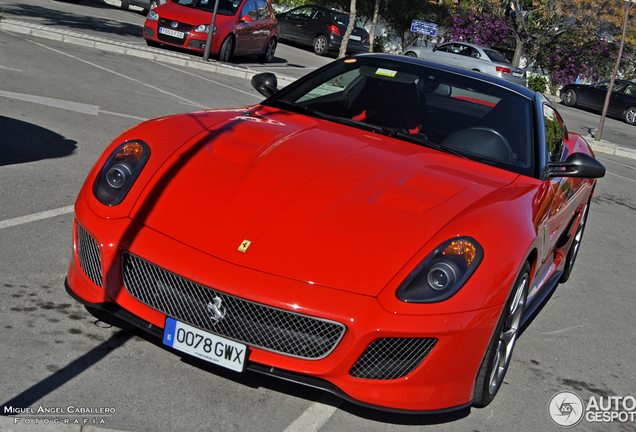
[272,101,467,158]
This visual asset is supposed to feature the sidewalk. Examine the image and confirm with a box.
[1,17,635,159]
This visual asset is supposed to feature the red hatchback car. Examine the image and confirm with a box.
[143,0,278,62]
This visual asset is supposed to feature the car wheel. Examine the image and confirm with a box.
[404,52,417,57]
[149,0,159,9]
[258,38,277,63]
[120,0,130,9]
[313,35,328,56]
[473,261,530,407]
[219,36,234,62]
[562,89,577,107]
[623,106,636,125]
[559,201,590,283]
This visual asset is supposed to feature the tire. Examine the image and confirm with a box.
[120,0,130,9]
[404,51,417,58]
[313,35,328,56]
[559,201,590,283]
[258,38,277,63]
[473,261,530,407]
[562,89,577,107]
[623,106,636,125]
[219,36,234,62]
[149,0,159,9]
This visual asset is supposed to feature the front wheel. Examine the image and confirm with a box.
[623,106,636,125]
[404,51,417,58]
[562,89,577,107]
[473,261,530,407]
[219,36,234,62]
[313,35,328,56]
[258,38,277,63]
[120,0,130,9]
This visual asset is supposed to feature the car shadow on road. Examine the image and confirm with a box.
[0,116,77,167]
[82,304,472,426]
[4,2,142,38]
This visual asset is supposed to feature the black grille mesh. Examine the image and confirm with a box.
[76,224,103,287]
[122,253,346,359]
[350,337,437,380]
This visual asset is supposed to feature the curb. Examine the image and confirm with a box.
[0,18,297,87]
[0,416,129,432]
[1,17,635,160]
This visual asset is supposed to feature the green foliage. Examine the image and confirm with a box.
[527,75,548,93]
[373,35,388,53]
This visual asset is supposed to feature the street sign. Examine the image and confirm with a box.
[410,20,437,36]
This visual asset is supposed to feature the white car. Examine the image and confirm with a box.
[404,42,527,87]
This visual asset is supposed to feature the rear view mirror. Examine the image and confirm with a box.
[251,73,278,98]
[240,15,253,22]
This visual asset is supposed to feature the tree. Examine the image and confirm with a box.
[474,0,636,67]
[381,0,450,51]
[338,0,358,58]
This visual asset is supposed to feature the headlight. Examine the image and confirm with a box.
[93,140,150,206]
[147,10,159,21]
[396,237,483,303]
[194,24,216,34]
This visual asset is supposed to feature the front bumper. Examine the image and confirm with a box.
[67,195,501,413]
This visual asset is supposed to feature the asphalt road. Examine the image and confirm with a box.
[1,9,636,432]
[0,0,333,79]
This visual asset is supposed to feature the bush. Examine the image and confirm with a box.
[527,75,548,93]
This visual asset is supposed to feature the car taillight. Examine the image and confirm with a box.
[496,66,512,74]
[328,25,341,36]
[364,35,369,43]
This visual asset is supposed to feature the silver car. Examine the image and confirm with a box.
[404,42,527,87]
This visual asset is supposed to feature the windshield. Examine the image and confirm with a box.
[266,56,535,177]
[175,0,242,15]
[331,13,366,30]
[485,49,510,64]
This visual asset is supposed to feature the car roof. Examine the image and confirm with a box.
[352,52,535,98]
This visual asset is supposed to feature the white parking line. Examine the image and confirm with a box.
[282,395,342,432]
[0,90,99,115]
[0,206,74,230]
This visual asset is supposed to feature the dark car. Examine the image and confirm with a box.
[276,4,369,56]
[561,79,636,125]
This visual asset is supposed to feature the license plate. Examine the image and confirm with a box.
[512,72,523,77]
[163,317,247,372]
[350,35,361,41]
[159,27,185,39]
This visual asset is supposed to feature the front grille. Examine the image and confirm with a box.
[122,253,347,359]
[76,224,103,287]
[159,18,194,32]
[349,338,437,380]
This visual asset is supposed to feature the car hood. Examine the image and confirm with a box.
[131,107,517,297]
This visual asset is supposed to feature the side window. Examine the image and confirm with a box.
[255,0,269,20]
[240,0,257,20]
[625,85,636,96]
[543,104,565,162]
[470,48,481,58]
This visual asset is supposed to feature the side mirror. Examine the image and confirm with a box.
[251,72,278,98]
[240,15,253,22]
[545,152,606,180]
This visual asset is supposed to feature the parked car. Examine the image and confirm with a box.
[66,54,604,413]
[143,0,278,62]
[404,41,527,87]
[275,4,369,56]
[561,79,636,125]
[121,0,164,13]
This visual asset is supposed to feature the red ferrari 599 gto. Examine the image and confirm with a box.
[66,54,605,413]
